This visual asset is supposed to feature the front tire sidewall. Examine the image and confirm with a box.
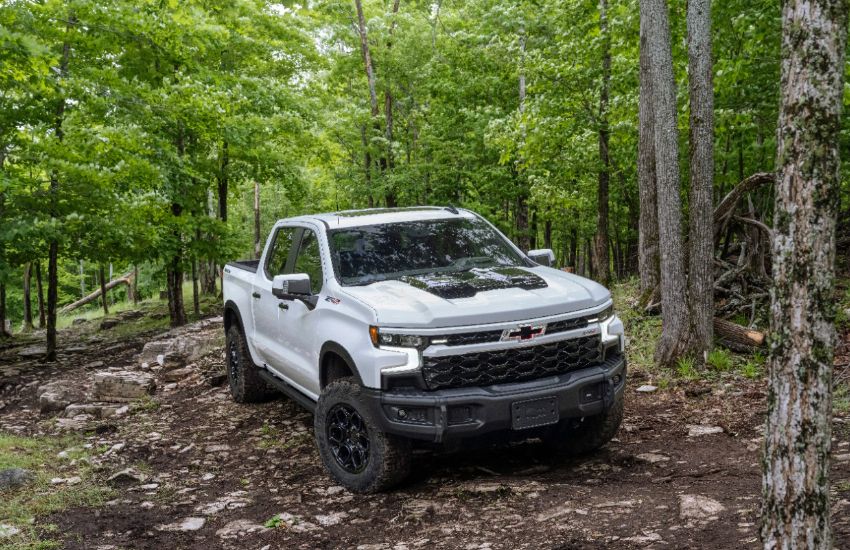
[315,379,410,493]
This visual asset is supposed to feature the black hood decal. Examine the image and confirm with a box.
[398,267,548,299]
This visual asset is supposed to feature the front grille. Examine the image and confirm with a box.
[444,330,504,346]
[422,335,602,390]
[546,316,590,334]
[440,314,593,347]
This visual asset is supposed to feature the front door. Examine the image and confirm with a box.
[252,225,298,374]
[274,228,325,396]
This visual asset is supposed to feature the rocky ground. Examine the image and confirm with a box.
[1,312,849,549]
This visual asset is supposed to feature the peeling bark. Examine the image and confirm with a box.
[761,0,848,547]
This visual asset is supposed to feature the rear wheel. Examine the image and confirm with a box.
[225,325,270,403]
[314,378,411,493]
[542,390,624,455]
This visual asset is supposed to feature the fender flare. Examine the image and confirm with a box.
[319,341,364,387]
[223,300,246,334]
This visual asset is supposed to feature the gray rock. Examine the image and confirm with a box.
[0,468,33,490]
[108,468,145,486]
[162,366,194,382]
[679,494,725,521]
[64,403,122,419]
[38,382,85,413]
[0,524,21,539]
[636,452,669,464]
[635,384,658,393]
[93,371,155,401]
[18,345,46,358]
[158,517,206,532]
[314,511,349,526]
[216,519,267,539]
[687,425,724,437]
[138,318,224,367]
[71,318,88,326]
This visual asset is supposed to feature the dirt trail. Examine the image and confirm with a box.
[1,318,849,549]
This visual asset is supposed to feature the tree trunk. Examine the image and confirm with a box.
[569,228,578,269]
[686,0,714,355]
[192,257,200,317]
[23,263,34,332]
[0,283,7,337]
[761,0,848,546]
[643,0,692,366]
[98,265,109,315]
[46,13,75,362]
[383,0,401,207]
[593,0,612,287]
[544,219,553,251]
[35,260,45,328]
[515,196,530,251]
[637,12,660,298]
[168,201,187,328]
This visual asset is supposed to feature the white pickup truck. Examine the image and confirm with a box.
[222,207,626,492]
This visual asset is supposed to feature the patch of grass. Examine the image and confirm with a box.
[706,348,734,371]
[676,356,700,380]
[835,384,850,414]
[131,395,160,414]
[610,279,662,374]
[264,514,283,528]
[0,433,114,549]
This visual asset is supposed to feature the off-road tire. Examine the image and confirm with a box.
[543,390,624,456]
[225,325,269,403]
[314,378,411,493]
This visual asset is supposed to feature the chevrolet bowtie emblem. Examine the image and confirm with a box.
[502,324,546,342]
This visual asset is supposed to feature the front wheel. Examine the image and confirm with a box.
[314,378,411,493]
[542,390,624,455]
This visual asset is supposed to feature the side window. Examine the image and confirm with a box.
[264,227,297,280]
[293,229,323,293]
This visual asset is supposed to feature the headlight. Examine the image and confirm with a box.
[369,327,430,350]
[591,304,614,323]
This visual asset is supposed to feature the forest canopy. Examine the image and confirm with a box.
[0,0,847,338]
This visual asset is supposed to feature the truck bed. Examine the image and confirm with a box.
[226,259,260,273]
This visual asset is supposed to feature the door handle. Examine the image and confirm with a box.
[278,303,289,310]
[252,292,261,299]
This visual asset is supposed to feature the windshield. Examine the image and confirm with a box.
[328,217,527,285]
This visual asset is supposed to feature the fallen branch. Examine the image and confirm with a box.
[714,317,766,352]
[60,272,134,313]
[714,172,774,241]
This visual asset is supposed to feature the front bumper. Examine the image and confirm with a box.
[360,353,626,443]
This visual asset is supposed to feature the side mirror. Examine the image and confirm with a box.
[272,274,318,309]
[527,248,555,267]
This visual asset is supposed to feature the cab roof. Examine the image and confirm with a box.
[286,206,477,230]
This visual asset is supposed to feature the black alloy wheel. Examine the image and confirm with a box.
[326,403,370,473]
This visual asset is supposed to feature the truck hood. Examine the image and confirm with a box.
[339,266,610,328]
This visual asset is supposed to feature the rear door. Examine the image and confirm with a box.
[251,225,298,372]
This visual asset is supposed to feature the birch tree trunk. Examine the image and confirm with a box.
[642,0,693,366]
[637,10,660,300]
[593,0,612,286]
[686,0,714,354]
[761,0,848,546]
